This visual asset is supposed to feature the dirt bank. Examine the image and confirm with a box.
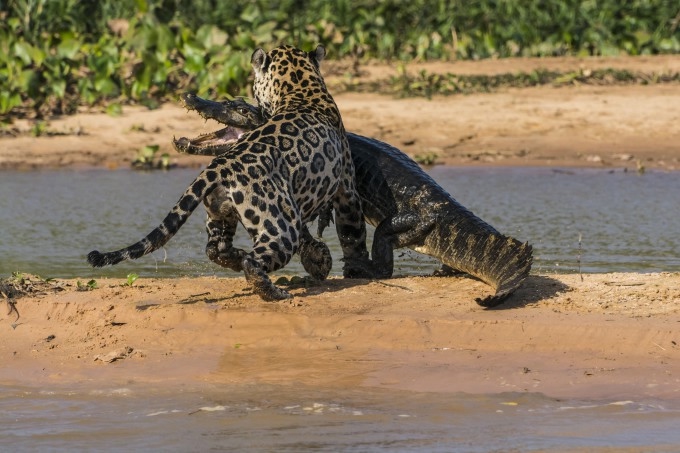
[2,272,679,400]
[1,54,678,171]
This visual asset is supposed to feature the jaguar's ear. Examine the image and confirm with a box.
[251,48,269,77]
[311,45,326,67]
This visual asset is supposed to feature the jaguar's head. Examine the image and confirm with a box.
[250,44,327,116]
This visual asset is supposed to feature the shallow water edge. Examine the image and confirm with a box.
[2,381,680,452]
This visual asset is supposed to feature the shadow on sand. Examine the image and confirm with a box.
[488,274,570,310]
[166,273,569,309]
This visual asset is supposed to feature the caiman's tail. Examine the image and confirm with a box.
[87,173,215,267]
[435,228,533,308]
[470,234,533,307]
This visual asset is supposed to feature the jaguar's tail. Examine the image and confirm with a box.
[87,171,216,267]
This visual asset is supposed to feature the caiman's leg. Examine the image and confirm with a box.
[333,183,373,279]
[371,212,437,278]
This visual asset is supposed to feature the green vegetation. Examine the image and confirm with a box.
[76,279,99,291]
[413,151,439,166]
[131,144,172,170]
[1,0,679,118]
[373,66,680,98]
[124,273,139,286]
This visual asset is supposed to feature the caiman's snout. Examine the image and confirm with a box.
[173,136,191,151]
[180,92,199,109]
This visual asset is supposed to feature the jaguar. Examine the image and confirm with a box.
[172,95,334,282]
[87,45,371,300]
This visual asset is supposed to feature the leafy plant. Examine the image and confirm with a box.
[10,271,25,283]
[131,144,173,170]
[124,273,139,286]
[414,152,439,166]
[77,279,98,291]
[30,121,47,137]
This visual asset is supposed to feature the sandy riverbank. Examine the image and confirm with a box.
[1,272,679,400]
[1,55,679,400]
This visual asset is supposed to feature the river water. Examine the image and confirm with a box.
[1,166,678,278]
[1,166,679,451]
[2,383,680,452]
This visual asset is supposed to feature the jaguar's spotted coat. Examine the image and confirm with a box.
[87,45,370,300]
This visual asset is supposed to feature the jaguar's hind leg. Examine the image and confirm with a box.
[241,228,300,300]
[239,188,302,301]
[332,180,372,279]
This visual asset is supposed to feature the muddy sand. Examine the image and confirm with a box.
[1,55,679,400]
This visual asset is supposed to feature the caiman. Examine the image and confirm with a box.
[174,93,533,307]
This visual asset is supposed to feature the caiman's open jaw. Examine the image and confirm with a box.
[173,126,247,155]
[174,92,264,155]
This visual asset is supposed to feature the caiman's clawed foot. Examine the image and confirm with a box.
[432,264,466,277]
[342,256,390,279]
